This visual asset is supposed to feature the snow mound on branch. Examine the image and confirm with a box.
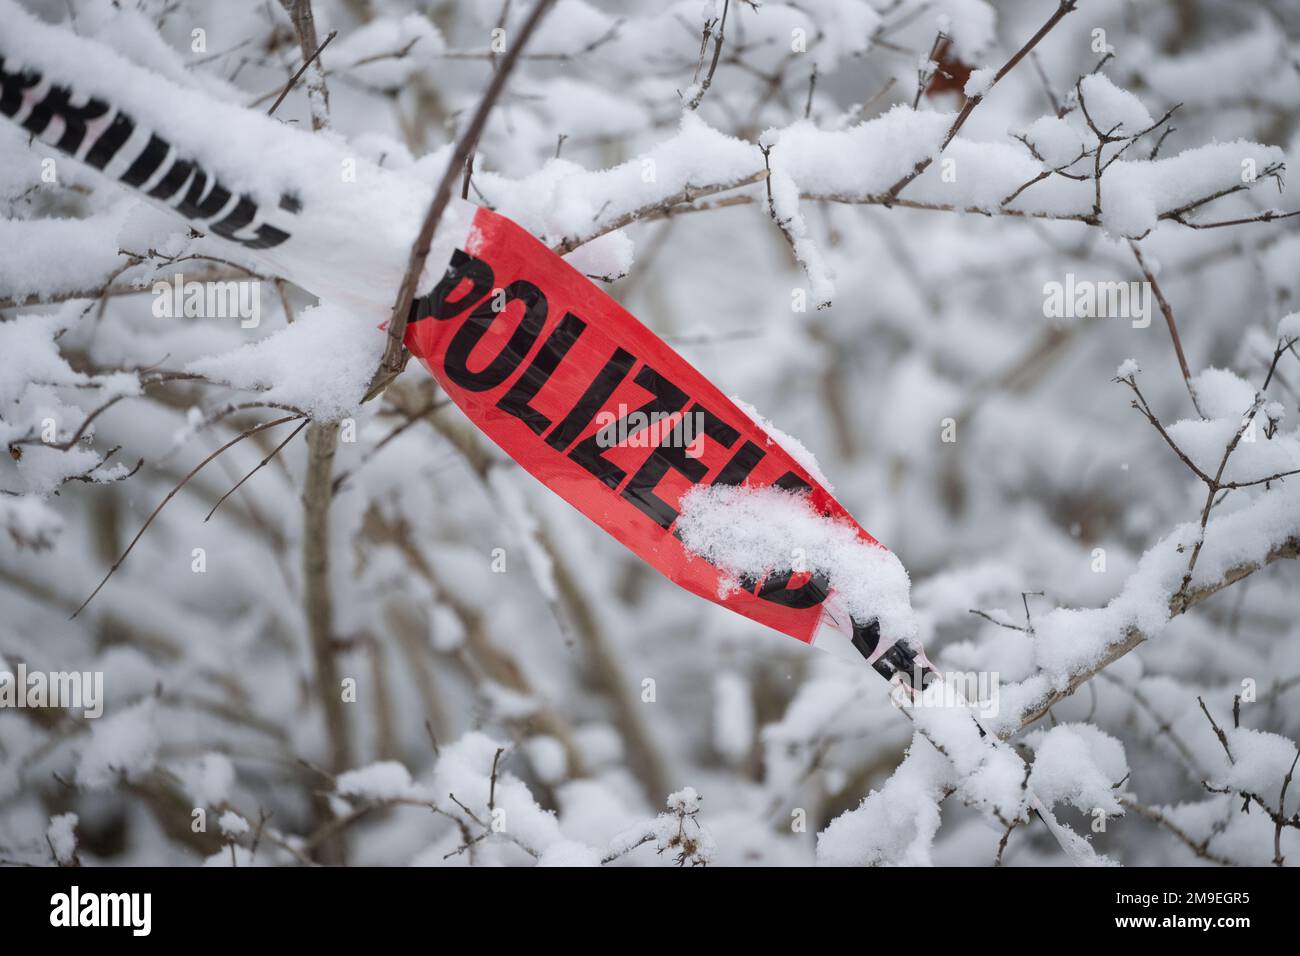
[1101,140,1284,237]
[76,699,158,789]
[0,313,89,406]
[336,761,432,801]
[817,743,948,866]
[1191,367,1257,419]
[432,732,566,853]
[1021,115,1085,168]
[769,107,950,200]
[0,211,133,304]
[667,786,702,814]
[933,0,997,61]
[1001,475,1300,734]
[1026,723,1128,815]
[911,686,1029,820]
[537,840,601,866]
[767,161,836,306]
[1278,312,1300,342]
[964,68,995,98]
[46,813,79,865]
[1078,74,1154,135]
[218,811,250,837]
[486,113,760,246]
[606,786,716,865]
[1217,727,1300,807]
[676,484,916,643]
[187,303,384,420]
[172,753,236,807]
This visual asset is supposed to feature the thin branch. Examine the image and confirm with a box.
[9,393,128,452]
[1117,375,1215,484]
[885,0,1080,200]
[1011,535,1300,734]
[0,267,264,311]
[1275,749,1300,865]
[365,0,558,402]
[552,166,1294,260]
[1168,208,1300,231]
[1119,796,1235,865]
[204,418,309,521]
[331,398,447,494]
[552,170,768,254]
[266,27,337,118]
[1129,240,1203,416]
[71,415,305,618]
[685,0,730,111]
[912,30,948,110]
[1197,696,1235,763]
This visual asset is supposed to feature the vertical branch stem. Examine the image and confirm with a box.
[366,0,559,400]
[303,421,351,773]
[280,0,331,130]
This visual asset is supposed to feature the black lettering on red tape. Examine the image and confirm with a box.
[407,205,893,646]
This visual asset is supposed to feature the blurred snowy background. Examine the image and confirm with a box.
[2,0,1300,866]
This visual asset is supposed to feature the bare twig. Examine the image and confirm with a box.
[685,0,730,111]
[364,0,558,402]
[1012,535,1300,734]
[551,164,1293,260]
[885,0,1080,200]
[204,418,309,521]
[331,397,448,493]
[1128,240,1204,417]
[912,30,948,110]
[71,415,305,618]
[1275,749,1300,865]
[267,26,337,119]
[1119,796,1234,865]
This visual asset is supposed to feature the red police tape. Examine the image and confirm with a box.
[405,205,886,645]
